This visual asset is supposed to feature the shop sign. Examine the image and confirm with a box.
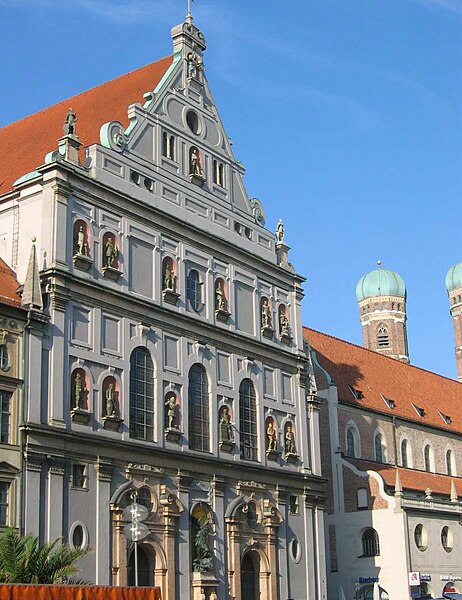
[440,576,462,581]
[420,574,432,582]
[409,572,420,586]
[358,577,379,584]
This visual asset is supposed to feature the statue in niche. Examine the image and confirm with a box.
[105,237,117,267]
[187,50,203,80]
[266,420,277,451]
[275,218,285,243]
[105,382,117,417]
[76,225,87,256]
[279,309,290,337]
[190,148,203,177]
[219,406,233,442]
[193,522,214,573]
[215,280,226,312]
[285,423,296,454]
[64,108,77,136]
[165,394,177,430]
[73,372,84,409]
[261,299,271,329]
[163,261,174,291]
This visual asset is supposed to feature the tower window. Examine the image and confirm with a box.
[0,391,11,444]
[401,439,410,468]
[0,482,9,526]
[361,528,380,557]
[188,364,210,452]
[374,433,385,463]
[72,464,87,489]
[187,269,202,311]
[377,326,389,348]
[213,160,225,187]
[129,347,154,441]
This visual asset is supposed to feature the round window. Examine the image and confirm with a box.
[69,521,88,551]
[414,524,428,551]
[289,537,302,563]
[441,526,454,552]
[186,110,200,135]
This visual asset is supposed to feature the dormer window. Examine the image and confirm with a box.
[162,132,175,160]
[348,385,364,400]
[381,394,396,409]
[412,404,426,418]
[439,411,452,425]
[213,160,225,187]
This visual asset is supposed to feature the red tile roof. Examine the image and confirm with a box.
[304,326,462,434]
[0,258,21,307]
[347,458,462,496]
[0,56,173,196]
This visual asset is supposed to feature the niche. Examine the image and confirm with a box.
[102,232,122,281]
[70,368,91,425]
[102,375,123,431]
[73,220,92,272]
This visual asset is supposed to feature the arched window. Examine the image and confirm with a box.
[187,269,202,311]
[446,449,456,476]
[128,545,152,586]
[129,348,154,441]
[239,379,258,461]
[401,439,409,468]
[188,365,210,452]
[361,528,380,557]
[375,433,385,463]
[346,428,356,458]
[424,444,433,472]
[377,326,389,348]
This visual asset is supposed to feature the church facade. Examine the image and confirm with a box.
[0,14,326,600]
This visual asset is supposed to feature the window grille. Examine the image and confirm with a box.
[239,379,258,461]
[377,326,389,348]
[0,391,11,444]
[129,347,154,441]
[188,364,210,452]
[187,269,202,311]
[362,528,380,556]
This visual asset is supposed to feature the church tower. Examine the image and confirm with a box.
[356,262,409,363]
[445,262,462,381]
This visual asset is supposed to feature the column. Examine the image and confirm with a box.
[23,452,44,536]
[307,395,323,476]
[95,460,113,585]
[47,457,65,542]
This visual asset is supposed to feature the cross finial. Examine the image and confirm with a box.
[187,0,193,21]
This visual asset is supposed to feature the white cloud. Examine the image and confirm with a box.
[411,0,462,14]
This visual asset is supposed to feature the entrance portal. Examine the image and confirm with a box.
[241,551,260,600]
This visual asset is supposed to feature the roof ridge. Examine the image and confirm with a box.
[303,325,460,386]
[0,55,172,134]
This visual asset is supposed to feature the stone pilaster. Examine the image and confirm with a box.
[95,460,113,584]
[23,452,45,535]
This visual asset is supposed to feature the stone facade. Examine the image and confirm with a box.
[0,15,327,600]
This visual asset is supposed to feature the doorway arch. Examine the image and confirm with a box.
[128,544,153,587]
[241,550,260,600]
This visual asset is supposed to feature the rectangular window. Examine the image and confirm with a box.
[72,464,87,489]
[289,495,299,515]
[0,481,9,526]
[162,132,175,160]
[0,391,11,444]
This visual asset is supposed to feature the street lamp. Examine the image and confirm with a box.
[123,490,150,587]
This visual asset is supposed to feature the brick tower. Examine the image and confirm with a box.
[356,261,409,363]
[445,262,462,382]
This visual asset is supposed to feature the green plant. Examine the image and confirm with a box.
[0,528,88,584]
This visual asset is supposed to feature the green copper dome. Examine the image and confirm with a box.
[356,264,406,302]
[445,262,462,292]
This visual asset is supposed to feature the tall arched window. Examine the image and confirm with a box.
[362,528,380,557]
[377,325,389,348]
[187,269,202,311]
[424,444,432,472]
[129,348,154,441]
[374,433,385,463]
[188,364,210,452]
[239,379,258,461]
[346,428,356,458]
[401,439,409,468]
[446,449,455,476]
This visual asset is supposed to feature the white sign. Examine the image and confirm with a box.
[409,572,420,586]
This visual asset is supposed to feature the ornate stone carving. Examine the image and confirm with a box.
[275,218,285,243]
[100,120,128,152]
[279,305,292,342]
[215,279,230,322]
[266,418,279,461]
[73,221,93,272]
[249,197,265,226]
[187,50,203,82]
[218,406,234,452]
[261,298,274,338]
[63,108,77,136]
[162,257,180,305]
[164,392,182,443]
[189,147,205,187]
[71,370,92,425]
[284,422,298,464]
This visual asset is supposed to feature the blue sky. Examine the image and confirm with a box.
[1,0,461,378]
